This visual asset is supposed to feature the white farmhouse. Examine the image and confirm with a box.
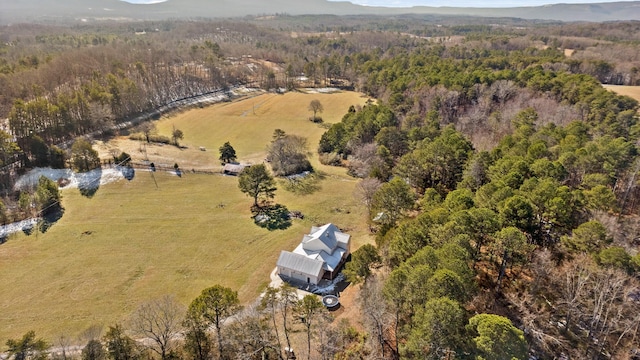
[276,223,351,285]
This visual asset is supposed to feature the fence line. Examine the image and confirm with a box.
[102,161,222,175]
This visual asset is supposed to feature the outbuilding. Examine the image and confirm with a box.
[222,163,248,175]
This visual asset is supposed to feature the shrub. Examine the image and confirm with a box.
[71,138,100,173]
[319,152,342,166]
[49,146,66,169]
[115,152,131,165]
[129,133,171,144]
[596,246,633,272]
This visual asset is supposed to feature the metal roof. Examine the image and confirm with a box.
[223,163,248,174]
[276,251,324,277]
[302,223,350,253]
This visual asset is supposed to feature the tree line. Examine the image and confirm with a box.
[5,285,365,360]
[2,18,638,180]
[318,27,640,359]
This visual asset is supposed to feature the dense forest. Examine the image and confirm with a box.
[1,14,640,360]
[317,27,640,358]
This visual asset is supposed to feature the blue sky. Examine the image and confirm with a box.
[328,0,632,7]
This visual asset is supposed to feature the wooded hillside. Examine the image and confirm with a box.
[1,15,639,360]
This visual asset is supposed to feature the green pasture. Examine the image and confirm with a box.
[0,90,372,344]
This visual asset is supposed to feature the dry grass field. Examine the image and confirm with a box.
[603,85,640,105]
[97,90,369,175]
[0,90,372,344]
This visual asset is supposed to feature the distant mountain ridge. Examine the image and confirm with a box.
[2,0,640,24]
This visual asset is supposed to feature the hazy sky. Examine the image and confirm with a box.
[121,0,168,3]
[122,0,636,7]
[327,0,634,7]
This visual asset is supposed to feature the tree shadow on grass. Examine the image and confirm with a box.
[119,165,135,181]
[22,225,34,236]
[78,168,102,198]
[252,203,292,231]
[38,207,65,234]
[19,207,65,236]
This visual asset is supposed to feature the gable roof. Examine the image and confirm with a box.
[301,223,349,253]
[223,163,248,174]
[276,250,324,277]
[289,223,351,273]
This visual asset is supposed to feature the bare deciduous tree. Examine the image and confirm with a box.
[490,80,517,105]
[296,295,325,360]
[360,275,396,359]
[108,147,121,162]
[171,126,184,147]
[614,287,640,348]
[585,268,627,356]
[504,291,567,355]
[354,177,382,221]
[266,131,312,176]
[53,335,73,360]
[314,313,339,360]
[347,143,379,178]
[260,286,283,358]
[129,295,185,360]
[551,255,640,358]
[279,285,298,355]
[308,99,323,121]
[138,122,155,143]
[88,102,114,133]
[559,255,592,333]
[226,304,279,360]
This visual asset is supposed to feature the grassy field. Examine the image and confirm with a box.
[0,90,372,344]
[97,90,370,175]
[603,85,640,105]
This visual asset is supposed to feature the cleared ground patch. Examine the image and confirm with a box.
[0,90,372,343]
[603,85,640,106]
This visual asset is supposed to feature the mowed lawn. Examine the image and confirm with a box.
[0,90,372,343]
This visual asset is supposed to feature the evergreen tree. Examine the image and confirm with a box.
[218,141,237,164]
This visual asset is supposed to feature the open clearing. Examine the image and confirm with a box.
[97,90,370,176]
[603,85,640,104]
[0,90,372,343]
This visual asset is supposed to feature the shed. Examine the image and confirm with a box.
[222,163,248,175]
